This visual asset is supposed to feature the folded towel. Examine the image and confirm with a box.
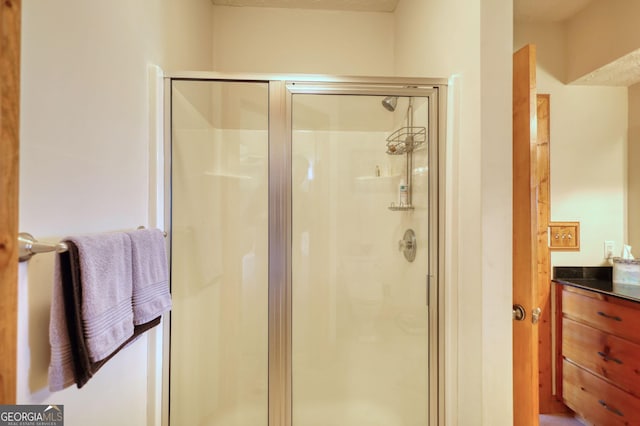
[48,250,77,391]
[66,232,134,362]
[126,228,172,325]
[65,242,161,387]
[49,240,162,390]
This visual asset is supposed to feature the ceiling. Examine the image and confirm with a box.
[212,0,594,21]
[573,49,640,86]
[211,0,400,12]
[513,0,593,23]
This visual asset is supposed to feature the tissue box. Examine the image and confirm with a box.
[612,257,640,285]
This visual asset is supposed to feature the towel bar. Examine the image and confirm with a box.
[18,228,167,262]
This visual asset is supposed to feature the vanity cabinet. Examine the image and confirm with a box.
[560,285,640,425]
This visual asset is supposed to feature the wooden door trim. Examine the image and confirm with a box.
[0,0,20,405]
[536,94,554,412]
[513,44,539,426]
[536,95,570,414]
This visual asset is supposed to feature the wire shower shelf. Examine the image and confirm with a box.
[385,126,427,155]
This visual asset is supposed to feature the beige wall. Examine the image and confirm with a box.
[479,0,514,422]
[211,5,394,75]
[515,22,628,266]
[163,0,214,72]
[18,1,212,425]
[629,83,640,251]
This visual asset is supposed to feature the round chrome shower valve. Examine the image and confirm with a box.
[399,229,417,262]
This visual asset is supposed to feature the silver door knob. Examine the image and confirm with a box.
[513,304,526,321]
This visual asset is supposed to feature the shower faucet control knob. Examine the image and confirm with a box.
[398,229,417,263]
[398,239,414,251]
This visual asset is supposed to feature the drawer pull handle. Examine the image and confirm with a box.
[597,311,622,321]
[597,351,623,364]
[599,400,624,417]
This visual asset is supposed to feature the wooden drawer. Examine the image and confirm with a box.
[564,359,640,426]
[563,318,640,396]
[562,288,640,344]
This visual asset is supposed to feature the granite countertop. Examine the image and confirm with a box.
[553,266,640,303]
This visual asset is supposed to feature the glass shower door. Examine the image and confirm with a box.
[170,80,269,425]
[168,77,442,426]
[291,93,432,425]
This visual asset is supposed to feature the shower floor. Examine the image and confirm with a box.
[292,317,429,425]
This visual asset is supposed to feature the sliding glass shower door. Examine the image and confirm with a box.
[168,77,443,426]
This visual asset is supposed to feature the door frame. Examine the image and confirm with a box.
[0,0,21,405]
[163,74,448,425]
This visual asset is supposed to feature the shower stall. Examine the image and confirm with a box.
[165,75,446,426]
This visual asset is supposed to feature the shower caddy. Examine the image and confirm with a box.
[386,97,426,211]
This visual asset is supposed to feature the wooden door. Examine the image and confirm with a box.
[0,0,21,405]
[513,44,540,426]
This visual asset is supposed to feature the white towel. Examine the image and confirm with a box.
[67,233,134,362]
[126,228,172,325]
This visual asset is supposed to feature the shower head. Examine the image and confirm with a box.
[381,96,398,112]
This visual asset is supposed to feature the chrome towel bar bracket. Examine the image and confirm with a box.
[18,232,69,262]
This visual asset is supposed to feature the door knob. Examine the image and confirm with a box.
[513,304,526,321]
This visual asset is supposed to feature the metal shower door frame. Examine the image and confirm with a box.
[163,73,447,426]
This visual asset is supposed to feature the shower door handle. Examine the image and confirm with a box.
[426,275,431,307]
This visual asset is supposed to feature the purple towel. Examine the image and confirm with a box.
[49,236,162,391]
[48,253,76,391]
[66,233,134,362]
[126,228,172,325]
